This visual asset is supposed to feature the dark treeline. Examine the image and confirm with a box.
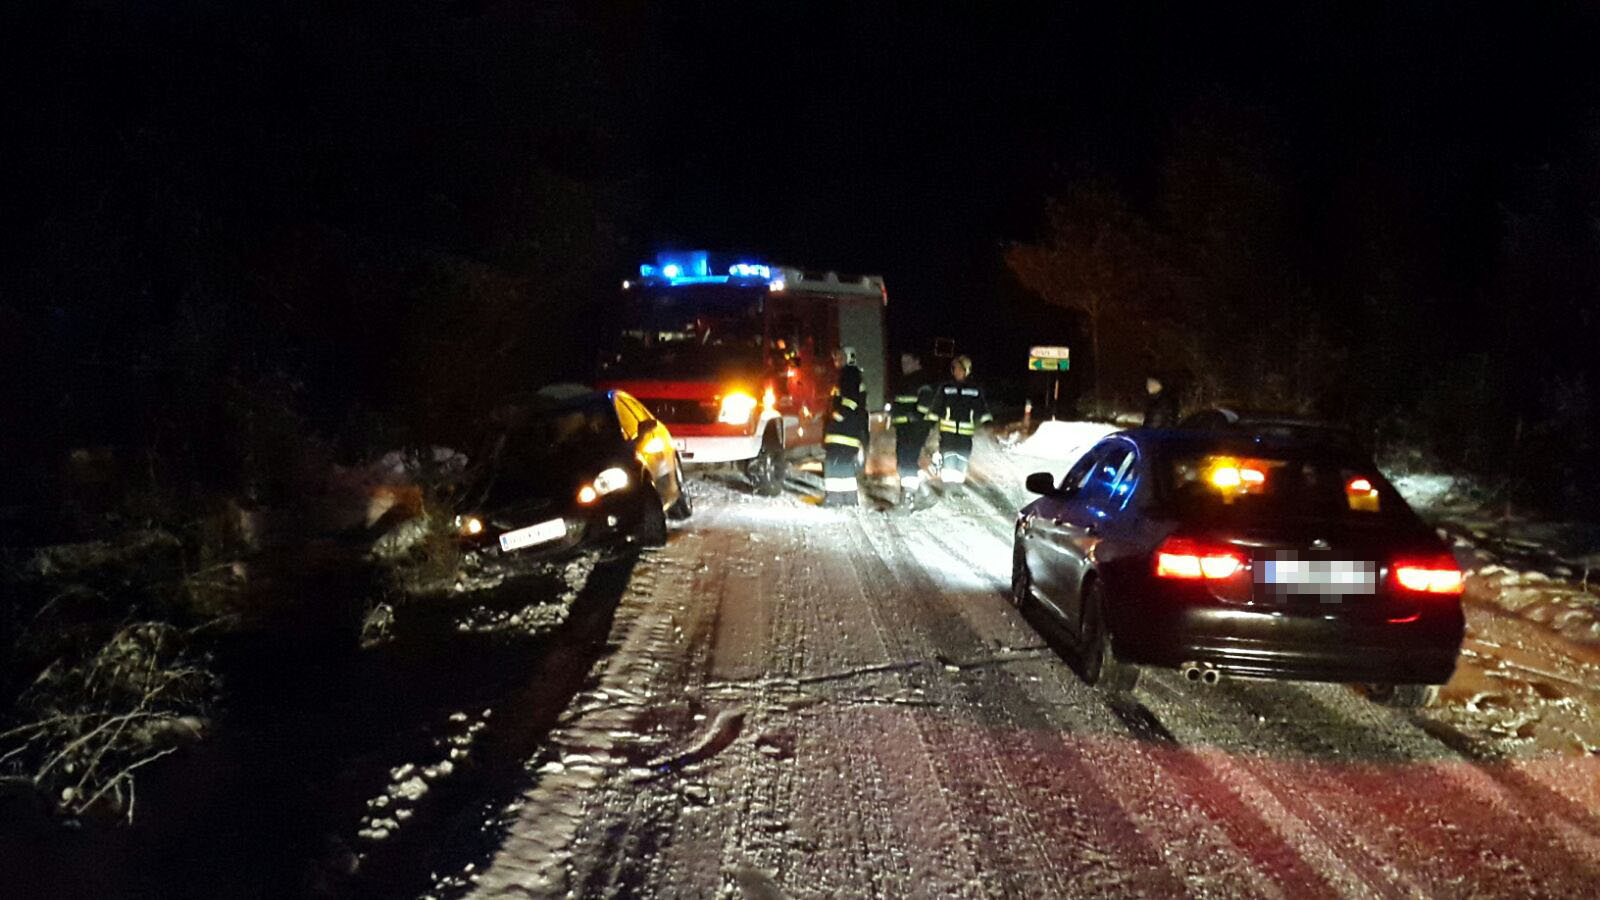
[1001,21,1600,516]
[2,1,660,520]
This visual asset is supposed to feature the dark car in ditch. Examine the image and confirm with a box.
[453,389,691,559]
[1011,429,1465,706]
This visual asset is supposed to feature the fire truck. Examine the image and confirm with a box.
[596,250,888,495]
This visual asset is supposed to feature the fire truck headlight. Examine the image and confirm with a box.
[718,392,759,424]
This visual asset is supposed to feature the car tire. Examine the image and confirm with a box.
[1010,537,1033,609]
[1078,578,1140,692]
[745,428,784,497]
[666,461,693,521]
[1370,683,1439,709]
[633,486,668,548]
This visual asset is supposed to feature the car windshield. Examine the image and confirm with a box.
[485,399,621,501]
[1159,446,1409,523]
[601,285,766,379]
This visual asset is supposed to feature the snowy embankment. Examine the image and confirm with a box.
[1382,465,1600,754]
[991,419,1119,506]
[1430,529,1600,755]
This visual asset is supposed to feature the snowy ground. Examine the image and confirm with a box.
[401,427,1600,899]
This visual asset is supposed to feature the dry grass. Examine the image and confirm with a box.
[1,620,218,822]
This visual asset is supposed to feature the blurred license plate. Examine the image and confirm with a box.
[499,518,565,552]
[1260,559,1375,594]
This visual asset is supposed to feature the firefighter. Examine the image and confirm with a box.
[929,354,992,495]
[823,348,867,507]
[889,352,935,506]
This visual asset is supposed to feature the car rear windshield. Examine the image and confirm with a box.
[1159,449,1409,522]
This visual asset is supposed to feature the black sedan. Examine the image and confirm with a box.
[1012,429,1465,706]
[454,389,691,559]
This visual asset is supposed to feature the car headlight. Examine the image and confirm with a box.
[718,391,759,424]
[579,466,631,504]
[454,515,485,536]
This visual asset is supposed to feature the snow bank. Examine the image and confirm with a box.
[1011,420,1118,464]
[1430,550,1600,756]
[1388,472,1457,510]
[1470,568,1600,646]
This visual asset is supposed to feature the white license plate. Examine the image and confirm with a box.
[1259,559,1375,593]
[499,518,566,552]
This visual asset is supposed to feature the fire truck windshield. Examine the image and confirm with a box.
[602,285,767,379]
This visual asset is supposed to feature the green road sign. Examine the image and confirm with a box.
[1028,345,1070,371]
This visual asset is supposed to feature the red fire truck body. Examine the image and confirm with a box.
[596,252,887,493]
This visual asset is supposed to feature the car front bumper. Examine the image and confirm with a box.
[674,433,763,464]
[464,498,646,560]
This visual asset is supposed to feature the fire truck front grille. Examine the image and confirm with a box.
[639,398,720,425]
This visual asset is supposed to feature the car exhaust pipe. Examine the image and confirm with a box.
[1180,662,1222,685]
[1201,668,1221,685]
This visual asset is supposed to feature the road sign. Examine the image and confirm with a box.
[1028,345,1070,371]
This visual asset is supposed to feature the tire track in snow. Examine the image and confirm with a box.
[1255,682,1600,893]
[787,508,989,897]
[852,512,1223,897]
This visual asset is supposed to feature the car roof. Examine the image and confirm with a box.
[1173,408,1364,446]
[1110,428,1375,465]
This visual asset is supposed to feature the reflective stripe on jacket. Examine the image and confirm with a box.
[889,373,934,427]
[931,381,993,434]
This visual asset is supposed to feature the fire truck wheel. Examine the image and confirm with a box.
[745,428,784,497]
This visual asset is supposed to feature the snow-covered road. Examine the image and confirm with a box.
[450,437,1600,899]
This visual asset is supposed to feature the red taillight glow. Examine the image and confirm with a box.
[1155,537,1246,580]
[1347,477,1374,494]
[1393,558,1464,595]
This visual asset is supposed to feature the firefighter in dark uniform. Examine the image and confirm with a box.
[929,354,992,495]
[823,348,868,507]
[889,352,935,506]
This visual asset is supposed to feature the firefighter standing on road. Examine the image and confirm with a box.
[929,354,992,496]
[889,352,935,507]
[823,348,867,507]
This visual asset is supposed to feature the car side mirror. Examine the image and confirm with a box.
[1025,472,1057,495]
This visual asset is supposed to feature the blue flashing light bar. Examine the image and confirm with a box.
[728,263,771,279]
[637,252,775,287]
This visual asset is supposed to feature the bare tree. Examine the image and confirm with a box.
[1005,183,1153,416]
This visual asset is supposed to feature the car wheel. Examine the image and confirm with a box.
[745,429,784,497]
[666,460,693,520]
[1369,683,1439,708]
[1010,537,1033,609]
[1079,578,1140,692]
[633,486,668,547]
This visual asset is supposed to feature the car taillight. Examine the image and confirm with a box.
[1154,537,1247,580]
[1392,556,1464,595]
